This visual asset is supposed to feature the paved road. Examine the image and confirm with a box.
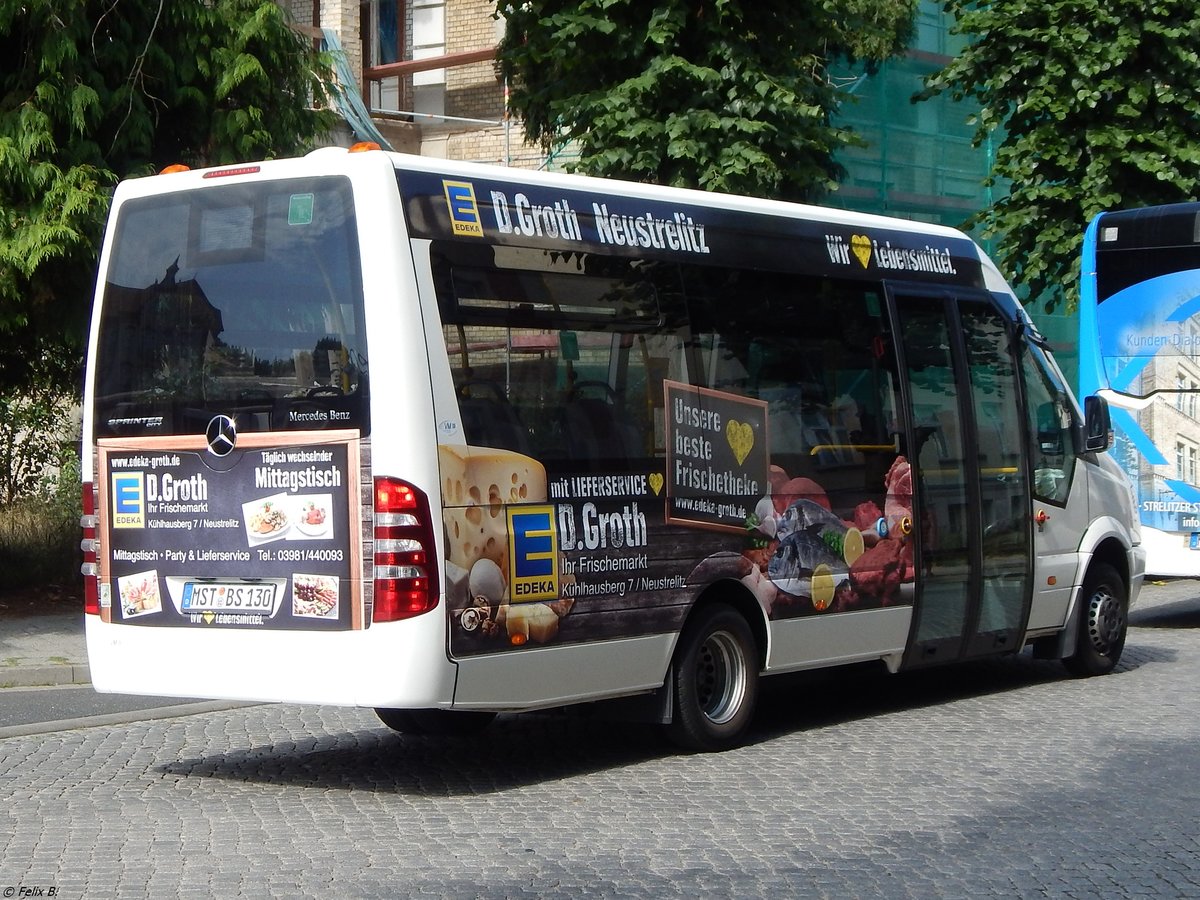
[0,686,196,729]
[0,685,235,735]
[2,581,1200,898]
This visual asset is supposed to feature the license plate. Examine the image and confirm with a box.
[182,581,278,613]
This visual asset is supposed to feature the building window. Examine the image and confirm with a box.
[411,0,446,118]
[364,1,404,112]
[1178,440,1199,483]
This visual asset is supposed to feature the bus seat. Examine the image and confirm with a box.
[558,397,640,462]
[458,395,531,455]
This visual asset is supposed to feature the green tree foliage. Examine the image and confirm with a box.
[921,0,1200,312]
[0,374,76,506]
[0,0,337,393]
[496,0,916,201]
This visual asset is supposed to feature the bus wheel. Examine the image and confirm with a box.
[374,708,497,736]
[1063,563,1128,677]
[666,604,759,752]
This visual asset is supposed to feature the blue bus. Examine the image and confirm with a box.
[1081,202,1200,575]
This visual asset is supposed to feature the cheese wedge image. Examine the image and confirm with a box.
[438,444,549,582]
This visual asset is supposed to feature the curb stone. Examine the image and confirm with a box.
[0,663,91,689]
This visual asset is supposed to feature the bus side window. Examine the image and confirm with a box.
[437,266,685,468]
[684,268,902,518]
[554,331,685,465]
[1036,401,1065,455]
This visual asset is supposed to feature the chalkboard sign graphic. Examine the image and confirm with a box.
[663,380,769,533]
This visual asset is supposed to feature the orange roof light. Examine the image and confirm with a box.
[159,164,190,174]
[348,142,382,153]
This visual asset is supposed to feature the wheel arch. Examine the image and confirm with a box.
[1050,533,1133,662]
[664,581,768,751]
[1086,535,1131,592]
[676,578,770,671]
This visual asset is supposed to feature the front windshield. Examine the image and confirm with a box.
[94,175,369,437]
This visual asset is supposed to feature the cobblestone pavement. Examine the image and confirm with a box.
[3,582,1200,899]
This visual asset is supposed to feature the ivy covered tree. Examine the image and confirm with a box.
[0,0,337,394]
[496,0,916,202]
[921,0,1200,312]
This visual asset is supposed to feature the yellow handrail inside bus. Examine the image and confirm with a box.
[809,443,897,456]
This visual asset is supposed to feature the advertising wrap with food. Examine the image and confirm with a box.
[442,383,916,658]
[98,432,362,630]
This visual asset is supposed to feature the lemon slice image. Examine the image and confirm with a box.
[843,528,865,565]
[811,564,836,611]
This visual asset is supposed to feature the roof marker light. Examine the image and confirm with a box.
[159,164,190,174]
[348,142,382,153]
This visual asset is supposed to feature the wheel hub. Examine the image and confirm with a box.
[695,630,746,725]
[1085,587,1124,656]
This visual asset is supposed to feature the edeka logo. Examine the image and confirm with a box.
[507,505,560,601]
[111,472,145,528]
[443,180,484,237]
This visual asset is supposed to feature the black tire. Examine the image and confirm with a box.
[666,604,760,752]
[374,708,497,736]
[1063,563,1128,677]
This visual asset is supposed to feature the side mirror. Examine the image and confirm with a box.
[1083,395,1113,452]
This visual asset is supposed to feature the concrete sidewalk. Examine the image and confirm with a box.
[0,612,89,688]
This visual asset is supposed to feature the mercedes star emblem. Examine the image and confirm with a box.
[205,415,237,457]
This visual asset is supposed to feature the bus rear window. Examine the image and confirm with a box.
[94,176,368,437]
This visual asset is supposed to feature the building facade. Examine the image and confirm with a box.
[827,2,991,232]
[286,0,539,166]
[291,0,1103,352]
[288,2,1076,359]
[290,2,995,192]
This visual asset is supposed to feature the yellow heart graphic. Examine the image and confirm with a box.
[648,472,664,496]
[726,420,754,466]
[202,612,215,625]
[851,234,872,268]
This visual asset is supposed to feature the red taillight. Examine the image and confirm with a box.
[202,165,262,179]
[373,477,439,622]
[80,482,100,615]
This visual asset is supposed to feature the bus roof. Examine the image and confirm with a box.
[126,148,991,289]
[1095,202,1200,252]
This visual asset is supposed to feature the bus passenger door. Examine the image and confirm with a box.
[891,289,1032,667]
[1019,342,1087,632]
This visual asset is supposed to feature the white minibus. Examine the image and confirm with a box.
[81,146,1144,750]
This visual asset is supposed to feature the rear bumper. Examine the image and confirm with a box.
[85,612,457,709]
